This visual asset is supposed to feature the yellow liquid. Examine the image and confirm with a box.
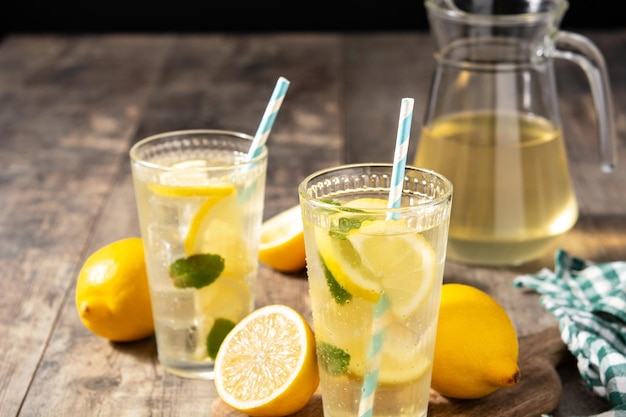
[415,112,578,266]
[301,192,448,417]
[132,158,265,379]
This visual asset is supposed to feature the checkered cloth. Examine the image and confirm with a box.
[513,249,626,417]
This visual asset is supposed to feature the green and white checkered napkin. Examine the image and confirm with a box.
[513,249,626,417]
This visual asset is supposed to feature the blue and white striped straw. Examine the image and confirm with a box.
[357,97,415,417]
[386,97,414,220]
[357,295,391,417]
[247,76,290,160]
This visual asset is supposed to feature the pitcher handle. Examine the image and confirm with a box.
[552,31,617,172]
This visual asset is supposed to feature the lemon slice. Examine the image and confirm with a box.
[258,205,306,273]
[348,220,436,318]
[313,291,432,384]
[184,188,235,255]
[193,276,251,360]
[147,182,235,198]
[214,304,319,417]
[183,188,254,279]
[314,199,436,316]
[315,226,382,302]
[344,197,389,209]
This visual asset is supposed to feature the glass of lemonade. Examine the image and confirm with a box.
[299,164,452,417]
[130,129,267,379]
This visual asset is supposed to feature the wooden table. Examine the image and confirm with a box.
[1,30,624,416]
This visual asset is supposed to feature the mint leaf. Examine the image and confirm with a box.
[169,254,224,289]
[329,216,376,239]
[320,255,352,305]
[317,342,350,376]
[206,318,236,360]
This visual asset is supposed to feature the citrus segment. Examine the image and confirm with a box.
[258,205,306,272]
[214,304,319,417]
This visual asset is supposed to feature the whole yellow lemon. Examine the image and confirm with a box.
[75,237,154,342]
[431,283,521,399]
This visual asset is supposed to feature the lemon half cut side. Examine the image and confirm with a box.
[259,205,306,272]
[214,304,319,417]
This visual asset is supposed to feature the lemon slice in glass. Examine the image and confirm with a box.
[348,219,436,318]
[183,187,236,255]
[315,198,436,317]
[315,225,381,302]
[313,291,432,385]
[182,186,254,279]
[193,276,251,360]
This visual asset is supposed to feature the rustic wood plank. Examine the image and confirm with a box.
[13,33,342,416]
[0,34,174,417]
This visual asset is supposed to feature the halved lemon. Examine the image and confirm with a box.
[258,205,306,273]
[214,304,319,417]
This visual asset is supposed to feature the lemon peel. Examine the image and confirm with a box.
[75,237,154,342]
[431,283,521,399]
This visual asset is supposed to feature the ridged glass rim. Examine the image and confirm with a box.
[129,129,267,172]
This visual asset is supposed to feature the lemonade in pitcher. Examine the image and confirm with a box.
[299,164,452,417]
[130,130,267,379]
[415,111,578,266]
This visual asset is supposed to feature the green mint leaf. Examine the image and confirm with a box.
[329,215,376,239]
[206,318,236,360]
[317,342,350,376]
[320,255,352,305]
[320,198,341,206]
[169,253,224,289]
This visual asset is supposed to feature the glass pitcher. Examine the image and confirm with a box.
[414,0,617,266]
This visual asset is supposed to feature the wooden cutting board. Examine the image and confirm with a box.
[212,325,567,417]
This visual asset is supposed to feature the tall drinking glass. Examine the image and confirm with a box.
[130,129,267,379]
[299,164,452,417]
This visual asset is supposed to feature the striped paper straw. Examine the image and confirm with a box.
[247,76,290,160]
[387,97,414,219]
[357,97,415,417]
[357,295,391,417]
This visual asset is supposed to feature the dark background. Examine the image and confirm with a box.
[2,0,622,35]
